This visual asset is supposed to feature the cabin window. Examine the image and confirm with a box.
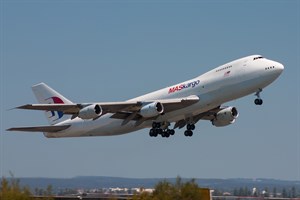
[215,65,232,72]
[253,56,264,60]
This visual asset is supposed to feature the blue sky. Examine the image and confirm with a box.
[1,1,299,180]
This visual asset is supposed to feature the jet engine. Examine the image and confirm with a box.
[139,102,164,118]
[78,104,102,120]
[212,107,239,127]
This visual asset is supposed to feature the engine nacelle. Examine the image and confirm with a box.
[212,107,239,127]
[78,104,102,120]
[139,102,164,118]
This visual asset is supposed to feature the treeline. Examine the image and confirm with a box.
[2,175,299,199]
[231,186,298,198]
[212,186,299,198]
[1,176,206,200]
[132,177,206,200]
[0,176,54,200]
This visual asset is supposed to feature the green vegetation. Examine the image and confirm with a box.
[133,177,205,200]
[0,176,31,200]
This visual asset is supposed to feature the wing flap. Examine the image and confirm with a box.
[173,106,222,129]
[7,125,71,132]
[96,102,142,113]
[156,95,199,112]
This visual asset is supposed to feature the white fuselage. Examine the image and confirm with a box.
[45,55,284,138]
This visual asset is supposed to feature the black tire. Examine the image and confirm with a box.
[153,130,158,137]
[170,129,175,135]
[165,132,170,138]
[187,124,195,131]
[191,124,195,130]
[184,130,189,137]
[157,128,163,135]
[149,129,154,137]
[152,122,161,129]
[152,122,156,128]
[255,98,263,105]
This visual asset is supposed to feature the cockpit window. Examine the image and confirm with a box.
[253,56,264,60]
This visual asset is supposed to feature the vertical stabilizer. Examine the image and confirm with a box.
[32,83,73,125]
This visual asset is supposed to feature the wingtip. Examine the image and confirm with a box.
[32,82,47,89]
[15,104,32,109]
[7,107,16,111]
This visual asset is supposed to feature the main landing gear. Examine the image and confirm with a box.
[149,122,175,138]
[184,124,195,137]
[254,88,263,105]
[149,122,197,138]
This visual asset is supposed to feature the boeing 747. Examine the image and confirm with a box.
[7,55,284,138]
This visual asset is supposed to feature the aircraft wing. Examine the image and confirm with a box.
[155,95,199,112]
[16,102,140,115]
[15,95,199,117]
[7,125,71,132]
[173,106,224,129]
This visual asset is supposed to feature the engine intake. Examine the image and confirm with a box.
[78,104,102,120]
[139,102,164,118]
[212,107,239,127]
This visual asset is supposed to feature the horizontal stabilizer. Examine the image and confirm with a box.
[7,125,70,132]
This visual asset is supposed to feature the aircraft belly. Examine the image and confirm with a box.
[46,114,146,138]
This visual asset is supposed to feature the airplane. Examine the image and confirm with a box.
[7,55,284,138]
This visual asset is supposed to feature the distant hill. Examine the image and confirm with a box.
[14,176,300,192]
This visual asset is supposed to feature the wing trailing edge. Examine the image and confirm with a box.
[7,125,71,133]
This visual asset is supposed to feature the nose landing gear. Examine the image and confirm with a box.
[254,98,263,105]
[254,88,263,105]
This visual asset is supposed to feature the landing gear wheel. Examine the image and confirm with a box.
[152,122,161,129]
[149,129,154,137]
[165,132,170,138]
[184,130,193,137]
[153,130,158,137]
[254,98,263,105]
[169,129,175,135]
[186,124,195,131]
[149,129,158,137]
[157,128,163,135]
[184,130,188,136]
[149,122,175,138]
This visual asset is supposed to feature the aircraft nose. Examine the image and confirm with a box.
[276,62,284,74]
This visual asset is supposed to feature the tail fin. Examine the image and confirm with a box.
[32,83,73,125]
